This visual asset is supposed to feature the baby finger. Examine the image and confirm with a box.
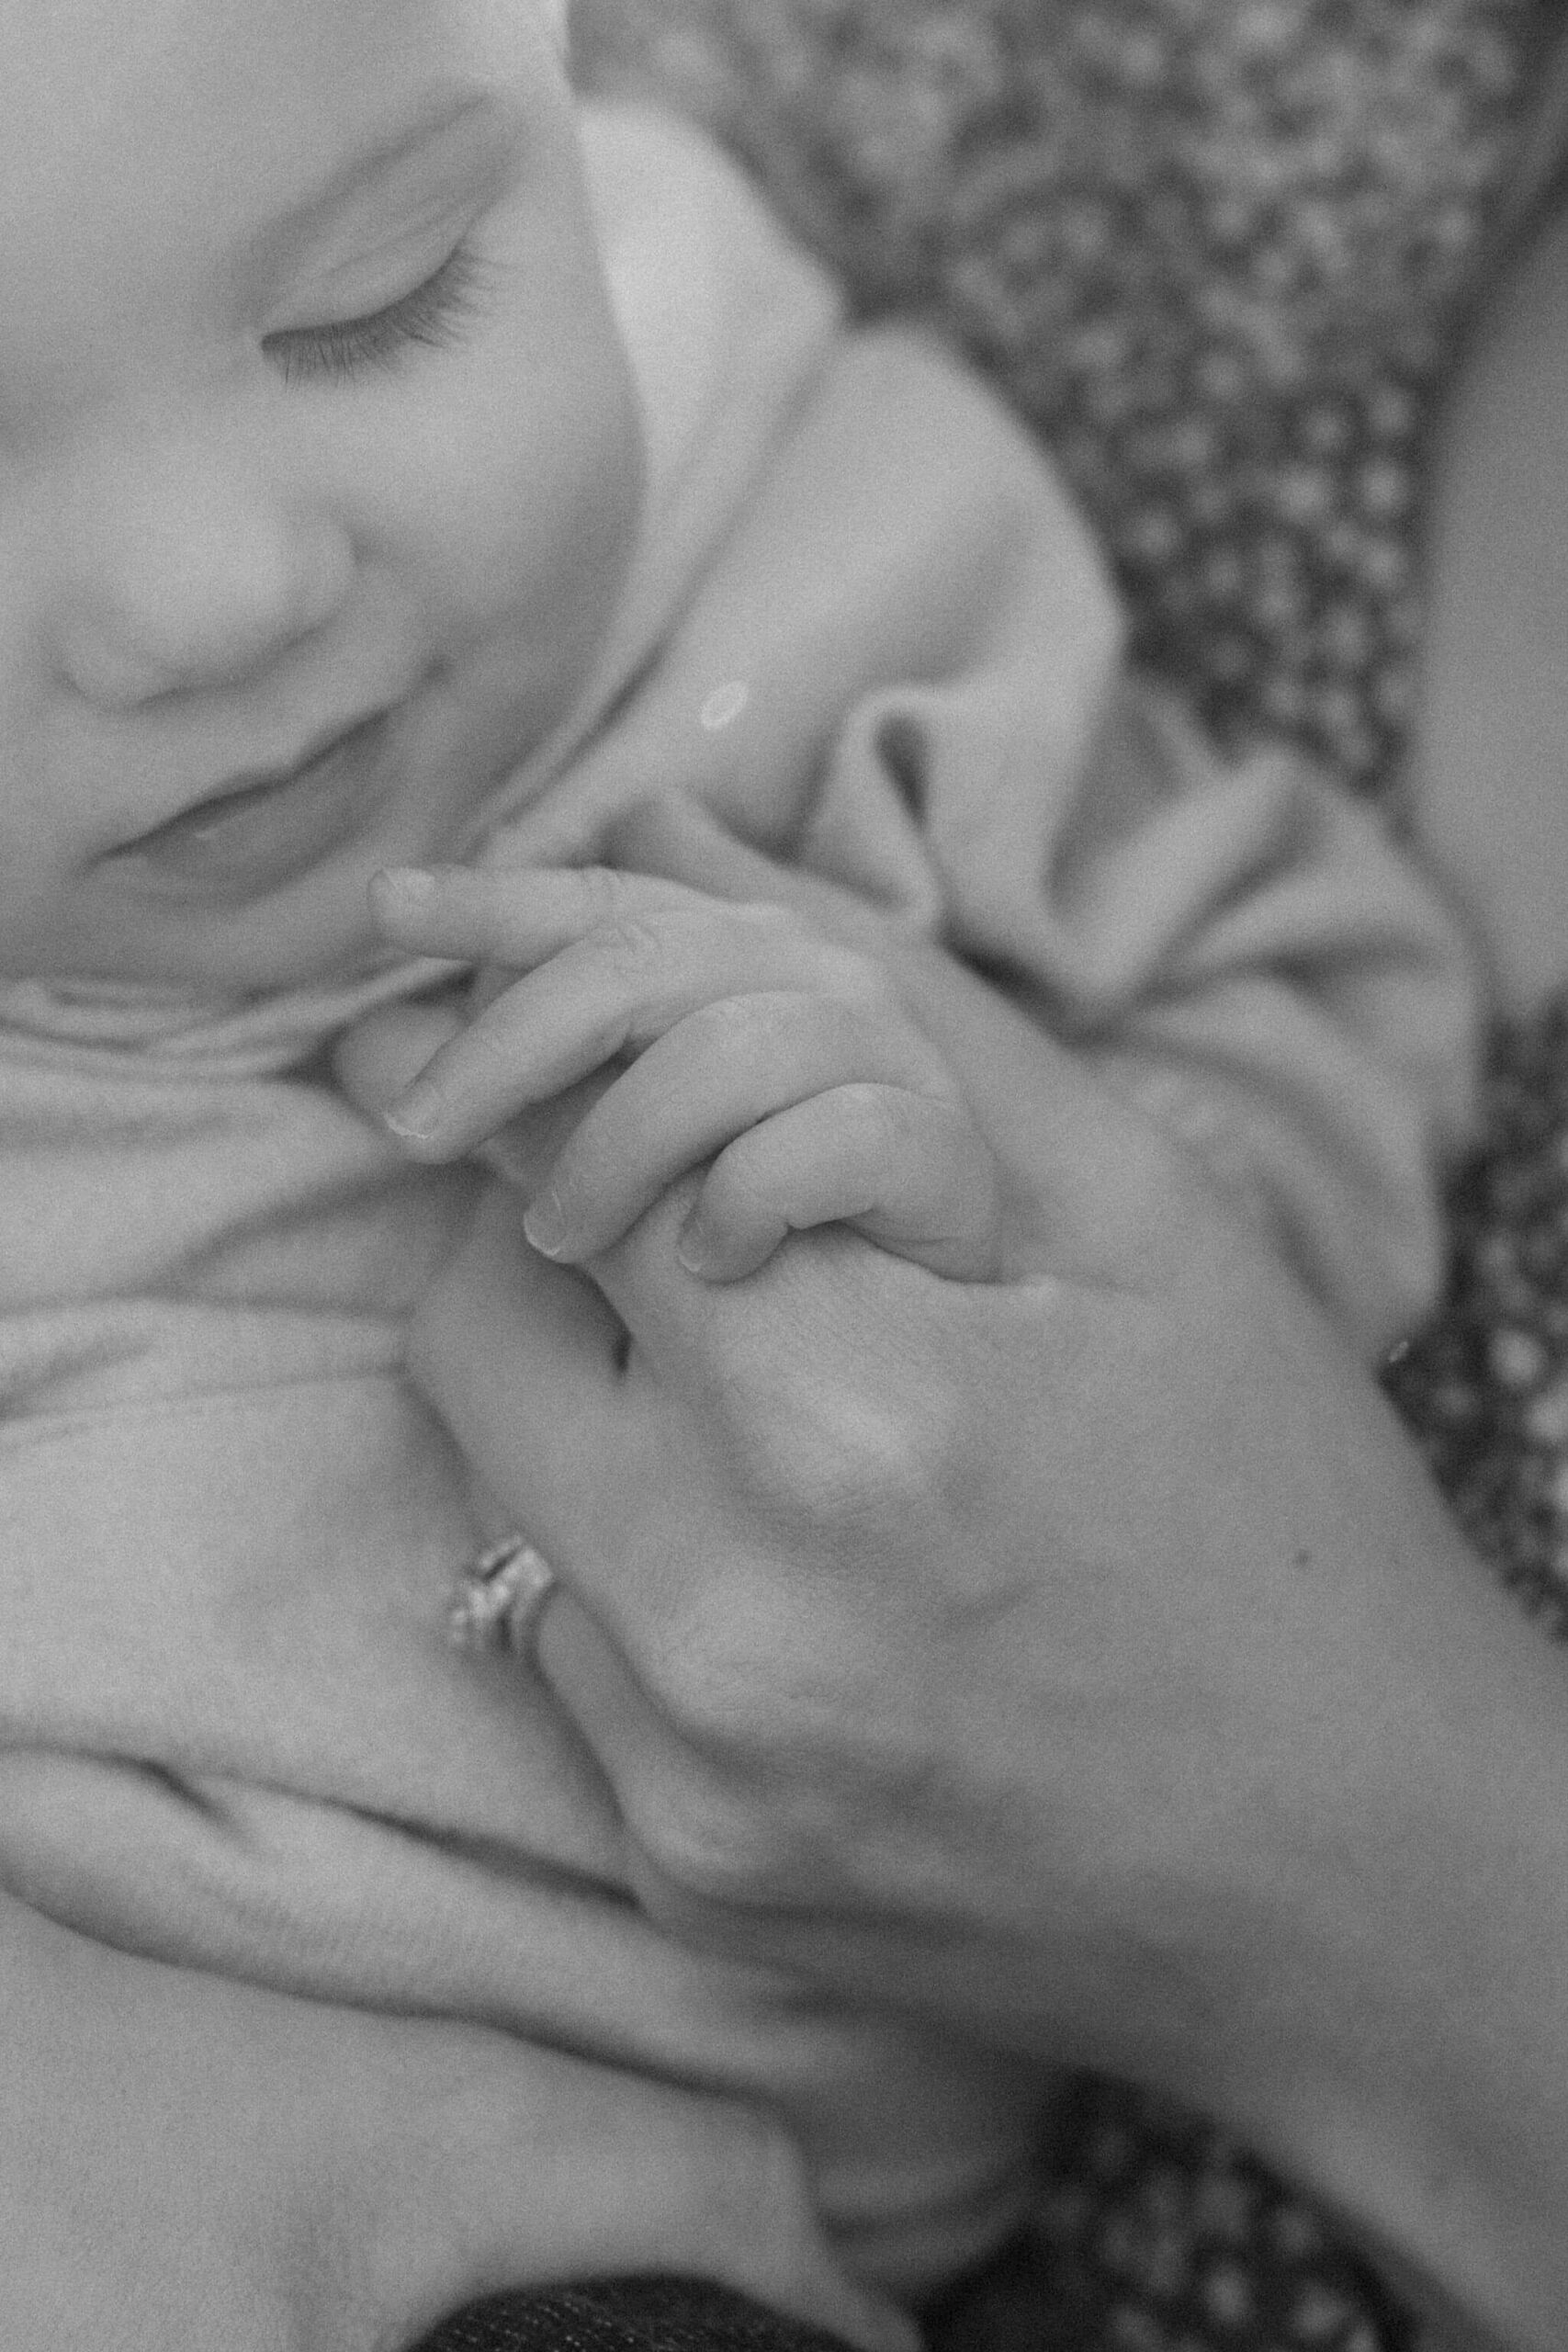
[378,895,886,1160]
[525,990,953,1262]
[679,1086,1004,1283]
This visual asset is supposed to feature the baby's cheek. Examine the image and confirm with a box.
[459,316,643,616]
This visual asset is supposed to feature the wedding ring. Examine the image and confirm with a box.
[448,1535,559,1665]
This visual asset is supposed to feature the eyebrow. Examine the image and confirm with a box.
[242,85,523,288]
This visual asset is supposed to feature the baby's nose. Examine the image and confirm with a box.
[51,445,353,707]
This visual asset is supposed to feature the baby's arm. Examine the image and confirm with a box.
[361,861,1003,1283]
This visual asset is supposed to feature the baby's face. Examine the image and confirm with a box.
[0,0,642,988]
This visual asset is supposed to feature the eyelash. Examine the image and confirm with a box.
[264,243,485,389]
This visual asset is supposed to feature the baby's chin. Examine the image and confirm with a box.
[52,684,586,999]
[8,873,396,1002]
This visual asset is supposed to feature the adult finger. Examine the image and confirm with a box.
[406,1188,841,1885]
[685,1086,1004,1282]
[407,1184,637,1566]
[526,991,954,1264]
[409,1190,625,1552]
[408,1185,807,1666]
[526,1587,840,1928]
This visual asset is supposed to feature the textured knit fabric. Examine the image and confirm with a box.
[421,2279,856,2352]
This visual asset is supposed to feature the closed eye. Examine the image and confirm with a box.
[263,243,485,388]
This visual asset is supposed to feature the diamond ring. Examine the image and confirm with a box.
[448,1536,559,1666]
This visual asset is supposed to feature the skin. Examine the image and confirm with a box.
[7,0,1566,2346]
[1,1882,906,2352]
[341,118,1568,2342]
[363,858,1006,1282]
[361,799,1568,2352]
[0,0,641,989]
[0,3,916,2345]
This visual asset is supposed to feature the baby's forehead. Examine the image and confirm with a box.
[0,0,566,198]
[0,0,570,380]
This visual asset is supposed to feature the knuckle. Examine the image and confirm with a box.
[595,911,668,987]
[687,990,766,1055]
[575,862,635,926]
[638,1593,785,1755]
[738,1376,943,1536]
[626,1762,783,1906]
[696,1272,964,1534]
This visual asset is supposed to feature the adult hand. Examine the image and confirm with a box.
[398,803,1568,2352]
[0,1885,908,2352]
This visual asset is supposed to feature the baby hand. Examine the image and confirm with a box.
[367,863,1002,1282]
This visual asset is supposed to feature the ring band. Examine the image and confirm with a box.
[448,1536,558,1665]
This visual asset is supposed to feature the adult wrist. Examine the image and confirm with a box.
[1207,1479,1568,2350]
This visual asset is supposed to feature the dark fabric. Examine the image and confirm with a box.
[414,2278,863,2352]
[1388,994,1568,1636]
[932,2078,1421,2351]
[411,2079,1416,2352]
[576,0,1538,801]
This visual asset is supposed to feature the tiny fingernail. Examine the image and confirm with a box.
[373,866,436,910]
[384,1083,443,1142]
[676,1216,712,1275]
[524,1188,568,1257]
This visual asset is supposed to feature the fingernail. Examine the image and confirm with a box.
[676,1215,712,1275]
[384,1083,443,1142]
[524,1187,568,1257]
